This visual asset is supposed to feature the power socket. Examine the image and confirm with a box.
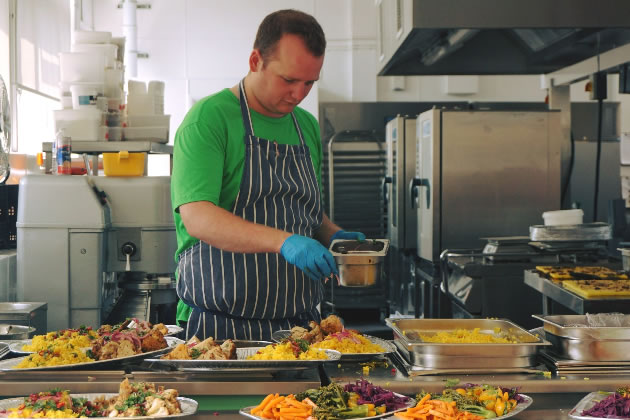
[589,71,607,100]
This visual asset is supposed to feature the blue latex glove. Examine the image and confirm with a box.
[280,234,338,281]
[330,230,366,242]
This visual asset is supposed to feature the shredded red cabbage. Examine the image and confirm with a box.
[343,379,410,411]
[582,393,630,418]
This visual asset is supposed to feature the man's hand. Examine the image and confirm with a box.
[330,230,366,242]
[280,235,338,281]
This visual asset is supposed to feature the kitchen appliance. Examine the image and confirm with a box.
[377,0,630,76]
[0,302,47,335]
[383,116,417,316]
[440,236,616,329]
[384,116,417,251]
[16,175,176,332]
[410,109,562,318]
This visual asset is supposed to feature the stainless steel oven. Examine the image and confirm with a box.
[384,115,417,250]
[410,109,562,317]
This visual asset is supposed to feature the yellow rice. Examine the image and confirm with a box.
[22,330,97,353]
[418,328,517,344]
[7,407,79,418]
[312,331,385,353]
[247,342,328,360]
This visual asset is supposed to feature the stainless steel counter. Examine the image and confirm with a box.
[0,352,628,418]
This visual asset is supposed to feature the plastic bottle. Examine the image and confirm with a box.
[55,130,72,175]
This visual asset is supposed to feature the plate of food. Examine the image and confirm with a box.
[145,336,340,371]
[0,331,182,371]
[9,320,183,355]
[569,388,630,419]
[240,379,415,420]
[271,315,396,361]
[0,378,197,419]
[404,383,533,420]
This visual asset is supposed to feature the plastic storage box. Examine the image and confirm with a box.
[103,151,146,176]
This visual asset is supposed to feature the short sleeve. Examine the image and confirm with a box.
[171,121,225,212]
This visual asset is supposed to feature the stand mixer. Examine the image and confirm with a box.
[17,175,177,332]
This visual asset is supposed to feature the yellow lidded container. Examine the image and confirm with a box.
[103,151,146,176]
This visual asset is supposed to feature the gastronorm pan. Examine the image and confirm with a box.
[544,330,630,362]
[392,340,538,369]
[386,318,549,359]
[533,314,630,340]
[330,239,389,287]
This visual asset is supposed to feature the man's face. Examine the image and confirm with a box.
[249,34,324,117]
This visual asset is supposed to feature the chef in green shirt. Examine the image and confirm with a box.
[171,9,364,340]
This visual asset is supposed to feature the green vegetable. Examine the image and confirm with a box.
[295,339,310,353]
[190,348,202,359]
[459,404,497,418]
[443,378,460,388]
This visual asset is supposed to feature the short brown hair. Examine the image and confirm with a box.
[254,9,326,61]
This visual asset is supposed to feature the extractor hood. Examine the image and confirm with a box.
[377,0,630,76]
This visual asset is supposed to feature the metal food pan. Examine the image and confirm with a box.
[533,314,630,340]
[545,331,630,362]
[393,340,537,368]
[386,318,548,358]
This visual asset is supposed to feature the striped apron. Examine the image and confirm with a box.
[176,80,324,341]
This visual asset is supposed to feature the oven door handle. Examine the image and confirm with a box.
[382,176,393,206]
[409,177,430,209]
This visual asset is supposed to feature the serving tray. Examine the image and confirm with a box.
[0,393,198,419]
[144,346,341,371]
[0,337,182,371]
[271,330,395,362]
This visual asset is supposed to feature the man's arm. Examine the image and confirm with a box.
[313,213,342,247]
[180,201,290,253]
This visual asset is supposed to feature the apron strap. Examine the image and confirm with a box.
[238,79,255,138]
[239,78,306,146]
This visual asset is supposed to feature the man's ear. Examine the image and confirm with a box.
[249,49,263,72]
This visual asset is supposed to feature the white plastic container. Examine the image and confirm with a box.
[59,52,105,84]
[126,114,170,127]
[70,83,104,109]
[53,108,103,141]
[123,126,169,143]
[542,209,584,226]
[74,30,112,44]
[104,68,124,98]
[71,43,118,68]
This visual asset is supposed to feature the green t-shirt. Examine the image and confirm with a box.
[171,88,323,323]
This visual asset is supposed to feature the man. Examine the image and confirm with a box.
[171,9,364,341]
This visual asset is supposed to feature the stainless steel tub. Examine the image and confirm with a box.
[533,314,630,340]
[330,239,389,287]
[0,324,35,340]
[545,330,630,361]
[386,318,549,368]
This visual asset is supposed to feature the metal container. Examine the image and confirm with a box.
[544,330,630,361]
[619,248,630,272]
[0,302,47,335]
[0,324,35,340]
[330,239,389,287]
[386,318,548,368]
[533,314,630,340]
[529,222,612,242]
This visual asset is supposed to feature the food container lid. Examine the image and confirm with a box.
[330,239,389,257]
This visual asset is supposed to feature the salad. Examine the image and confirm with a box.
[580,387,630,418]
[249,379,411,420]
[415,383,525,419]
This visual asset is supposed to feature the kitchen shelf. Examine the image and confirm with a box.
[524,269,630,315]
[42,141,172,155]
